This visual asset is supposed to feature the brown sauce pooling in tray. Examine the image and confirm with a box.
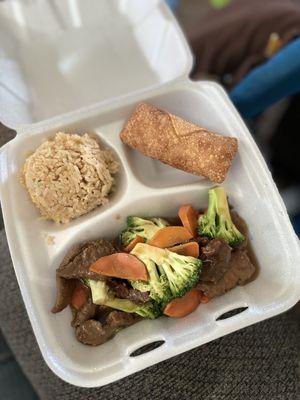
[230,210,259,283]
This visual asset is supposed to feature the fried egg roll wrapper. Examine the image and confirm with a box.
[120,103,238,183]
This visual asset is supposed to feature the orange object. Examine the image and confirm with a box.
[149,226,193,248]
[200,293,210,303]
[124,236,145,252]
[178,204,198,237]
[71,285,89,310]
[163,288,201,317]
[168,242,199,258]
[90,253,148,281]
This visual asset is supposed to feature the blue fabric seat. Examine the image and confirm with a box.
[230,37,300,118]
[230,38,300,237]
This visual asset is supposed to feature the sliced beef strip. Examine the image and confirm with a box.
[193,236,210,247]
[75,311,141,346]
[75,320,114,346]
[197,249,256,298]
[105,311,141,329]
[71,290,97,328]
[230,250,256,284]
[51,275,76,313]
[95,305,115,324]
[57,239,116,281]
[200,238,232,283]
[108,280,150,304]
[127,289,150,304]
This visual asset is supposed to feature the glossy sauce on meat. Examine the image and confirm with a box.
[52,209,258,346]
[196,210,258,298]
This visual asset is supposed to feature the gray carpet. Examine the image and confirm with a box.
[0,329,39,400]
[0,228,300,399]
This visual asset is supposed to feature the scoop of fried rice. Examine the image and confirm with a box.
[22,132,118,223]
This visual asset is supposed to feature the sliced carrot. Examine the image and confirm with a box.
[124,235,145,252]
[90,253,148,281]
[168,242,199,258]
[163,288,201,318]
[71,285,89,310]
[148,226,193,248]
[178,204,198,237]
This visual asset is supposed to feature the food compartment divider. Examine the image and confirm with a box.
[1,80,300,388]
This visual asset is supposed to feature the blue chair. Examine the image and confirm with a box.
[166,0,179,10]
[230,37,300,118]
[230,38,300,236]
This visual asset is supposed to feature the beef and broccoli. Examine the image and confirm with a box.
[52,186,257,346]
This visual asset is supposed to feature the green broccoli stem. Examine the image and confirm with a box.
[214,186,232,222]
[206,188,217,220]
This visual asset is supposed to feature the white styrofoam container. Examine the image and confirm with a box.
[0,0,300,388]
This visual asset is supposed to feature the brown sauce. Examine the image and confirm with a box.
[230,210,260,284]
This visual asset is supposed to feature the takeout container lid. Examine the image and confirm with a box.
[1,0,300,390]
[0,0,192,130]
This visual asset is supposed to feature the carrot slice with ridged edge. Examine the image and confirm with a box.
[148,226,193,248]
[178,204,198,237]
[90,253,148,281]
[163,289,201,317]
[124,235,145,252]
[168,242,199,258]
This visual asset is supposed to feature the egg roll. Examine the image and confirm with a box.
[120,103,238,183]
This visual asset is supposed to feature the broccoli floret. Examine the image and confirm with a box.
[89,280,161,319]
[148,218,169,228]
[198,186,245,246]
[131,243,201,308]
[120,216,169,246]
[131,256,172,306]
[106,297,160,319]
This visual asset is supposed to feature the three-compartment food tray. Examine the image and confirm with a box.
[1,0,300,388]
